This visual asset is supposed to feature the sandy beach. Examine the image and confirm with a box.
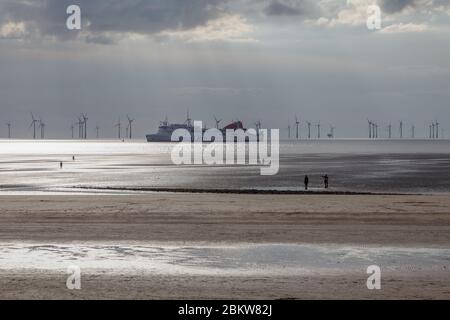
[0,193,449,299]
[1,193,450,244]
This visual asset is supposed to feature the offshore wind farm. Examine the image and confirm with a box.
[2,111,447,141]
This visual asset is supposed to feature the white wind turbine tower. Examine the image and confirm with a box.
[127,115,134,139]
[115,118,122,139]
[369,121,376,139]
[317,121,321,139]
[213,115,222,129]
[29,113,39,139]
[399,120,403,139]
[435,120,439,139]
[295,116,300,139]
[185,109,192,127]
[254,120,262,140]
[70,123,75,139]
[367,119,372,139]
[6,122,11,139]
[82,113,88,139]
[39,118,45,139]
[306,121,311,139]
[77,116,84,139]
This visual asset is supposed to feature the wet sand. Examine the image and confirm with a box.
[0,193,449,299]
[1,271,448,300]
[1,193,449,244]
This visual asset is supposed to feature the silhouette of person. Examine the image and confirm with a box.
[304,175,309,190]
[72,156,75,161]
[322,174,329,189]
[60,161,63,169]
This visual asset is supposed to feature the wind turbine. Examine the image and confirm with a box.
[185,109,192,127]
[70,123,75,139]
[306,121,311,139]
[411,125,415,138]
[29,113,38,139]
[6,122,11,139]
[115,118,121,139]
[371,121,376,139]
[254,121,262,140]
[96,125,100,139]
[126,115,134,139]
[77,117,84,139]
[213,116,222,129]
[287,123,291,139]
[367,119,372,139]
[387,123,392,139]
[374,122,378,139]
[399,120,403,139]
[39,118,45,139]
[295,116,300,139]
[81,113,88,139]
[316,121,321,139]
[435,121,439,139]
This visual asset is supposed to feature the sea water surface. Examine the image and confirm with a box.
[1,139,450,194]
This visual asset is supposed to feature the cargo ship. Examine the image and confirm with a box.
[145,115,257,142]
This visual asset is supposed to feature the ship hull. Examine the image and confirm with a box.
[146,134,259,142]
[146,134,173,142]
[146,134,215,142]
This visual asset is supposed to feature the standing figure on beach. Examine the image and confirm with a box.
[60,161,63,169]
[304,175,309,190]
[322,174,329,189]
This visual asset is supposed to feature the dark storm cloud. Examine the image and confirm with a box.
[262,0,448,19]
[263,0,319,17]
[0,0,228,42]
[264,1,301,16]
[377,0,420,13]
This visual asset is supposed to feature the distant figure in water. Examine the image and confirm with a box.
[60,161,63,169]
[322,174,329,189]
[304,175,309,190]
[72,156,75,161]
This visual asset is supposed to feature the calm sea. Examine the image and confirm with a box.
[1,139,450,194]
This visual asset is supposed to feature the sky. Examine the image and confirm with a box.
[0,0,449,139]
